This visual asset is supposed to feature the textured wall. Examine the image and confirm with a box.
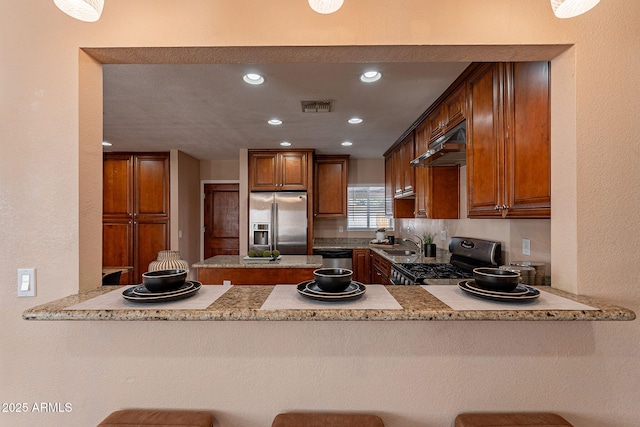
[1,1,639,426]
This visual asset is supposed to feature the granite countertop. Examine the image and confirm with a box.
[313,238,448,264]
[313,238,373,249]
[193,255,323,269]
[23,284,635,322]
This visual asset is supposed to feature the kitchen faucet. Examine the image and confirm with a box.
[402,235,424,254]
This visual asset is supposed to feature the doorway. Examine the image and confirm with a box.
[203,183,240,259]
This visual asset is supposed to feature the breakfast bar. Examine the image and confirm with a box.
[22,284,635,322]
[193,255,323,285]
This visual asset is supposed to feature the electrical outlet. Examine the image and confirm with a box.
[17,268,36,297]
[339,226,344,233]
[522,239,531,256]
[440,230,447,241]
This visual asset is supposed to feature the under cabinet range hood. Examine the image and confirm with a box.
[411,121,467,167]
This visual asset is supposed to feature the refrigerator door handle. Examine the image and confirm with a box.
[271,202,278,251]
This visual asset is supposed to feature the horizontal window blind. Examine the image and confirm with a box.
[347,186,389,230]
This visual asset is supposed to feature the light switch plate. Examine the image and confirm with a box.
[440,230,447,241]
[17,268,36,297]
[522,239,531,256]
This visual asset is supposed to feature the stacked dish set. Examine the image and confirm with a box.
[458,267,541,302]
[122,269,202,303]
[297,268,366,301]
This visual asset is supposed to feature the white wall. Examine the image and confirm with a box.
[1,1,639,426]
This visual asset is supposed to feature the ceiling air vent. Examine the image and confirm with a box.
[301,100,332,113]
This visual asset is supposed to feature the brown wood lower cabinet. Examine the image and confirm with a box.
[352,249,371,284]
[103,152,170,285]
[196,267,317,285]
[370,251,392,285]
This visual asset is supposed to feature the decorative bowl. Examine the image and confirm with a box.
[313,268,353,292]
[472,267,520,291]
[142,269,187,293]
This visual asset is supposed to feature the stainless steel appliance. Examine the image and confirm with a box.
[249,192,308,254]
[313,249,353,270]
[410,121,466,167]
[391,236,502,285]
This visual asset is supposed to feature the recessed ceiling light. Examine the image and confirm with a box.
[102,141,112,146]
[268,119,283,125]
[308,0,344,14]
[341,141,353,146]
[360,70,382,83]
[243,73,264,85]
[348,117,363,124]
[280,141,292,147]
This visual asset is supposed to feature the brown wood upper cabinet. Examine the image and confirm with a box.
[393,132,415,198]
[414,121,460,218]
[103,152,170,285]
[466,62,551,218]
[314,155,349,218]
[248,149,313,191]
[385,152,415,219]
[427,84,466,142]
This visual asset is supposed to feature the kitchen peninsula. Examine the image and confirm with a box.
[23,284,635,322]
[193,254,323,285]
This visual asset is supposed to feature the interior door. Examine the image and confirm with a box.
[204,183,240,258]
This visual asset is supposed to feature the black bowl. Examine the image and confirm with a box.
[313,268,353,292]
[142,269,187,293]
[472,267,520,291]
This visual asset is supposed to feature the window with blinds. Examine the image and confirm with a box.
[347,186,392,230]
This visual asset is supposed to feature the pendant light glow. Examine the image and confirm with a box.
[308,0,344,14]
[53,0,104,22]
[550,0,600,18]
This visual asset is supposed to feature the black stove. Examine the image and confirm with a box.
[390,236,502,285]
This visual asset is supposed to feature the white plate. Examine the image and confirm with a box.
[465,280,530,296]
[305,281,362,296]
[458,280,540,302]
[296,281,366,301]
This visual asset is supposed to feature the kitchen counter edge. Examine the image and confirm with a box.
[22,285,635,322]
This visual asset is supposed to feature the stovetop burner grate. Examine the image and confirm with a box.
[390,236,502,285]
[393,263,473,281]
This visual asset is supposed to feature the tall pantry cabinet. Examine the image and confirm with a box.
[103,153,170,285]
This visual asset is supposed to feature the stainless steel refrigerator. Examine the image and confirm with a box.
[249,192,308,254]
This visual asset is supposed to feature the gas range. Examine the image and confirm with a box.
[390,236,502,285]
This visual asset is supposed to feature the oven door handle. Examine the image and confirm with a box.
[390,277,404,286]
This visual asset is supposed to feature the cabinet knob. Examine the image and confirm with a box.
[494,205,500,211]
[502,204,509,210]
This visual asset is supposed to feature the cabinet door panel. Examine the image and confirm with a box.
[401,133,415,195]
[444,85,467,129]
[103,155,132,217]
[352,249,370,284]
[249,153,279,190]
[135,221,169,282]
[136,155,170,216]
[280,152,308,189]
[103,221,134,284]
[384,155,394,216]
[314,157,348,217]
[467,64,503,217]
[505,62,551,217]
[103,222,133,267]
[393,146,403,196]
